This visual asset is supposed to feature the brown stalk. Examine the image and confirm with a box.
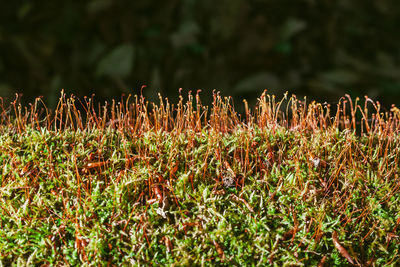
[230,194,254,213]
[317,255,327,267]
[161,236,173,254]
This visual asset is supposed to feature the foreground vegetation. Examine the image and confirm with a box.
[0,91,399,266]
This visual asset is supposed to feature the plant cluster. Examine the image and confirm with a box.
[0,91,399,266]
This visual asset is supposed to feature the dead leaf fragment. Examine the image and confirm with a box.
[213,240,225,261]
[222,174,235,188]
[332,231,354,264]
[153,185,163,203]
[86,161,108,169]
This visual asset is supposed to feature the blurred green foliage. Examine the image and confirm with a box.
[1,0,400,109]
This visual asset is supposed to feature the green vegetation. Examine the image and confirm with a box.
[0,91,399,266]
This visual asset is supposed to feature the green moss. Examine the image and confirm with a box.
[0,92,399,265]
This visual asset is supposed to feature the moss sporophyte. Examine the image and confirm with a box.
[0,91,399,265]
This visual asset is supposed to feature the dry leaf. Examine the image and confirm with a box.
[153,185,163,202]
[332,231,354,264]
[213,240,225,261]
[86,161,108,169]
[156,207,167,219]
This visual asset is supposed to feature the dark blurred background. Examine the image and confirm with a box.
[1,0,400,113]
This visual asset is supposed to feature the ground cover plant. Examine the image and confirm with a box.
[0,90,399,266]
